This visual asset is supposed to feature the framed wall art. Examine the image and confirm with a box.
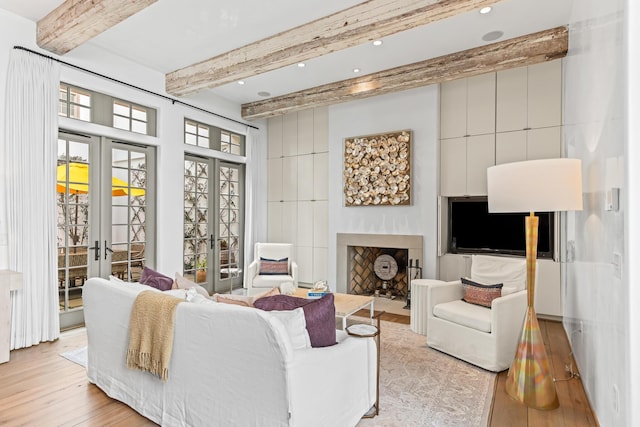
[343,130,411,206]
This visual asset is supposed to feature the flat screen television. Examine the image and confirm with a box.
[448,196,554,259]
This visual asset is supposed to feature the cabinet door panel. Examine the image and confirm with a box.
[438,254,471,281]
[313,107,329,152]
[496,67,527,132]
[313,247,328,283]
[267,158,283,201]
[282,157,298,201]
[297,109,314,155]
[466,134,495,196]
[296,201,313,247]
[528,60,562,129]
[267,202,283,243]
[467,73,496,135]
[280,202,297,244]
[440,79,467,139]
[313,200,328,248]
[440,137,467,196]
[496,131,526,165]
[282,113,298,156]
[267,116,283,159]
[297,154,314,201]
[297,246,313,284]
[313,153,328,200]
[527,127,561,160]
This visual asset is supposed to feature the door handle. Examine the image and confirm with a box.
[104,240,114,260]
[210,234,215,250]
[88,240,100,261]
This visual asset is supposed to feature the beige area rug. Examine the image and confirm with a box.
[372,296,411,316]
[357,320,495,427]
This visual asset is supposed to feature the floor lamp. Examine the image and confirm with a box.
[487,158,583,410]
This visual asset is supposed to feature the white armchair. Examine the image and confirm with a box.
[426,255,529,372]
[246,243,298,293]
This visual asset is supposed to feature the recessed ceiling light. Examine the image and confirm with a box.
[482,30,504,41]
[480,6,492,14]
[237,81,245,85]
[353,68,361,73]
[373,40,383,46]
[257,91,271,97]
[297,62,306,68]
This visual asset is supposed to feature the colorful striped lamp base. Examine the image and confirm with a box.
[505,306,559,410]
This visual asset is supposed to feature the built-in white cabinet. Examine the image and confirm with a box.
[496,127,562,165]
[441,134,495,196]
[440,59,562,198]
[267,107,329,286]
[440,73,496,139]
[438,60,563,317]
[438,253,471,282]
[496,60,562,132]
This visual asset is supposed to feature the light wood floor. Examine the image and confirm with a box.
[0,314,597,427]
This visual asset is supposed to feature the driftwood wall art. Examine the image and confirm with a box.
[343,130,411,206]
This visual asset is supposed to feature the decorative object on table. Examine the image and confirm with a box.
[307,280,329,298]
[373,254,398,299]
[347,311,384,418]
[487,158,583,410]
[343,130,411,206]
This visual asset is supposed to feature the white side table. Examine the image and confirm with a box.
[347,311,384,418]
[410,279,444,335]
[0,270,23,364]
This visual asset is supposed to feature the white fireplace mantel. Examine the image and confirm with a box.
[336,233,423,294]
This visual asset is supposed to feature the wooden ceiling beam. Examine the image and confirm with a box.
[241,26,568,120]
[165,0,504,97]
[37,0,157,55]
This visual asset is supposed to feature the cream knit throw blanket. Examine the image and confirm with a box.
[126,290,182,381]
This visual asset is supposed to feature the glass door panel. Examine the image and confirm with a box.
[108,145,151,282]
[216,162,243,293]
[57,133,155,330]
[183,157,244,294]
[56,134,97,329]
[183,158,211,290]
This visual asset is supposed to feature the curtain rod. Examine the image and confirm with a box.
[13,45,259,130]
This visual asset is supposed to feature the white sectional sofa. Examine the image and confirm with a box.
[83,278,376,427]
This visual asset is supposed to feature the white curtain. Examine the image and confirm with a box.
[243,126,267,287]
[5,49,61,348]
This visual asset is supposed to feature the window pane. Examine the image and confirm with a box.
[197,136,209,147]
[113,101,130,117]
[113,115,130,130]
[199,125,209,138]
[131,119,147,134]
[70,88,91,107]
[185,121,197,134]
[131,106,147,121]
[185,133,197,145]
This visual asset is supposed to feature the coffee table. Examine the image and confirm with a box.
[293,288,374,329]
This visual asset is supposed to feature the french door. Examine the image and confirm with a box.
[56,131,155,329]
[183,156,244,294]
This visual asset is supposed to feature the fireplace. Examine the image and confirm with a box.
[348,246,408,297]
[336,233,423,295]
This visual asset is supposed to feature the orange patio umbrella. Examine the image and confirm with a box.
[56,162,145,196]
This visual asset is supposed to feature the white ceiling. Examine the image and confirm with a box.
[0,0,574,106]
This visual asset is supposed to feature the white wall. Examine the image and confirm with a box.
[563,0,635,425]
[0,9,267,275]
[328,86,439,293]
[627,2,640,425]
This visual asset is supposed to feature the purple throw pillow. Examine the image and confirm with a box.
[140,267,173,291]
[254,294,336,348]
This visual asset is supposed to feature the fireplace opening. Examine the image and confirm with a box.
[347,246,408,299]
